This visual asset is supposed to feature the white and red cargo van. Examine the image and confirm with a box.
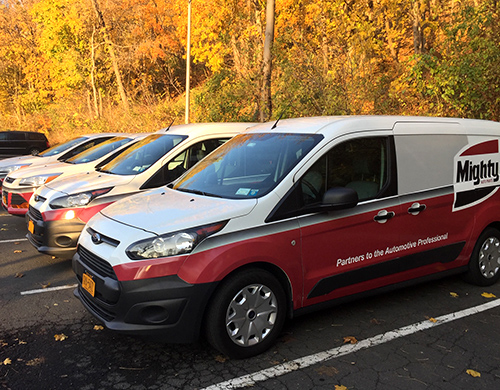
[73,116,500,358]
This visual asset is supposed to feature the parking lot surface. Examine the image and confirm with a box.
[1,209,500,389]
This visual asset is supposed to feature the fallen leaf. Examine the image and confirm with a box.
[466,369,481,378]
[18,340,27,345]
[26,357,45,366]
[481,292,496,299]
[42,283,51,289]
[450,292,459,298]
[428,317,438,323]
[370,318,381,325]
[15,273,24,278]
[14,250,22,253]
[335,385,348,390]
[3,358,12,365]
[343,336,358,344]
[93,325,104,331]
[315,365,339,377]
[215,355,227,363]
[54,334,67,341]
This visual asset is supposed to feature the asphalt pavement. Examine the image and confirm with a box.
[1,209,500,389]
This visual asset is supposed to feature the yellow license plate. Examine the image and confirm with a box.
[82,273,96,297]
[28,219,34,234]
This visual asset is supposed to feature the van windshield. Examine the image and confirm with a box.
[173,133,322,199]
[99,134,187,175]
[65,137,132,164]
[38,137,88,157]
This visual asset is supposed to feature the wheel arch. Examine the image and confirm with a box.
[201,261,295,330]
[485,221,500,234]
[463,224,500,286]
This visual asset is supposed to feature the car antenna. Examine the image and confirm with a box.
[271,112,285,130]
[163,118,175,132]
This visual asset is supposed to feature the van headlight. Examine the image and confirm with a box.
[19,173,62,187]
[2,164,31,175]
[126,221,227,260]
[49,187,113,209]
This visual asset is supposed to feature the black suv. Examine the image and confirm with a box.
[0,131,50,156]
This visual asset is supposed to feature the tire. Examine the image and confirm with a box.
[205,268,287,359]
[463,228,500,286]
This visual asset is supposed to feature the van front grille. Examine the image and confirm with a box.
[28,205,43,221]
[78,246,117,280]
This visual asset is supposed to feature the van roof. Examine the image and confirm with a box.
[157,122,258,137]
[245,115,500,135]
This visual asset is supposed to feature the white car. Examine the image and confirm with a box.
[0,133,119,188]
[2,133,147,216]
[73,115,500,358]
[26,122,254,258]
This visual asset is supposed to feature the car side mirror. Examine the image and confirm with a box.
[321,187,358,210]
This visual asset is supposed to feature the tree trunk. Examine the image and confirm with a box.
[259,0,275,122]
[412,0,426,54]
[90,26,100,118]
[90,0,129,111]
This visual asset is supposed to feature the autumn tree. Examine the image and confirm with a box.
[1,0,499,139]
[0,0,47,122]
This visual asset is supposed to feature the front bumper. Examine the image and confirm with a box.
[72,246,218,343]
[26,206,85,258]
[2,188,32,215]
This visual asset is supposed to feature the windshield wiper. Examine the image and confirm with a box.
[176,187,222,198]
[96,168,115,174]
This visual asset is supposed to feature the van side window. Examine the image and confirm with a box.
[141,138,229,189]
[267,136,396,222]
[302,137,389,205]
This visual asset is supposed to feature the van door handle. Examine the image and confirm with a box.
[408,203,426,215]
[374,210,395,223]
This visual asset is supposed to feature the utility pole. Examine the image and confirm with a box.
[185,0,192,124]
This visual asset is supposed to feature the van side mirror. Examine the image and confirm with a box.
[321,187,358,210]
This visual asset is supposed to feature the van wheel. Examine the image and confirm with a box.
[464,228,500,286]
[205,269,286,359]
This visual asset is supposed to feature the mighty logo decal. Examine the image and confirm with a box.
[456,159,499,186]
[453,139,500,211]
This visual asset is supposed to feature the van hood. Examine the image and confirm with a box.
[0,154,43,169]
[100,188,257,235]
[7,161,67,179]
[44,170,134,195]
